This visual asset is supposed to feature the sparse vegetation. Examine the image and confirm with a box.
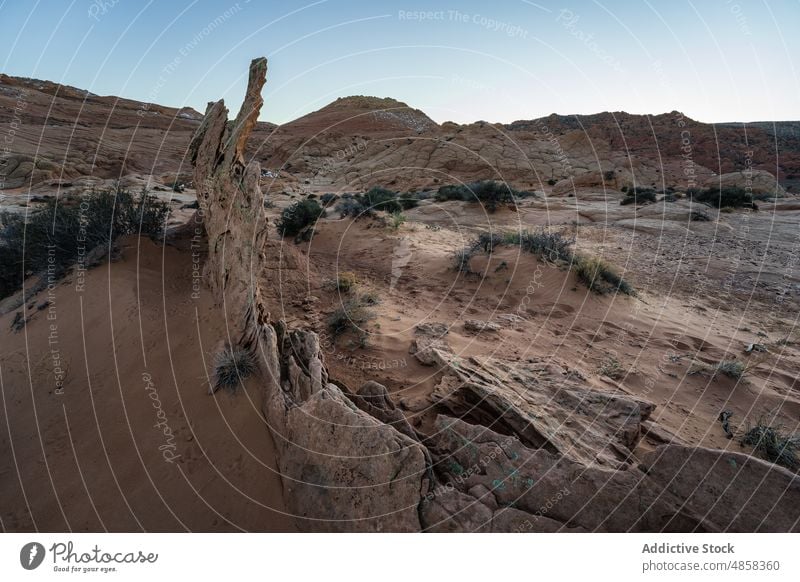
[716,360,745,379]
[690,186,757,210]
[436,180,533,212]
[335,187,417,219]
[452,246,477,274]
[503,229,575,263]
[0,187,169,300]
[620,187,657,206]
[598,357,624,380]
[327,295,378,342]
[454,228,635,295]
[741,417,799,470]
[325,271,358,293]
[690,209,711,221]
[276,199,326,237]
[573,255,634,295]
[320,193,338,206]
[389,211,406,230]
[211,344,256,394]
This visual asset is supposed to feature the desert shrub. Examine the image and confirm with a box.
[389,211,406,230]
[326,271,358,293]
[603,170,615,181]
[741,417,799,470]
[547,178,557,186]
[690,209,711,221]
[435,180,525,212]
[691,186,755,209]
[620,187,657,206]
[336,197,374,219]
[505,229,575,263]
[475,231,504,253]
[336,188,416,218]
[662,193,678,202]
[598,357,624,380]
[359,290,381,306]
[211,344,256,394]
[276,199,325,237]
[0,188,169,300]
[452,246,478,274]
[327,296,377,339]
[363,187,402,213]
[574,255,635,295]
[320,193,338,206]
[716,360,745,379]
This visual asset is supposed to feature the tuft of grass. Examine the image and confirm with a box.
[327,296,377,342]
[741,417,799,470]
[598,357,624,380]
[389,211,406,230]
[574,255,635,295]
[452,246,476,274]
[211,345,256,394]
[716,360,745,379]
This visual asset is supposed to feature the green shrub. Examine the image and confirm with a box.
[320,193,338,206]
[277,199,325,237]
[0,188,169,300]
[335,187,417,218]
[435,181,527,212]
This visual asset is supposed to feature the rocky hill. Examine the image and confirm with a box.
[1,74,796,198]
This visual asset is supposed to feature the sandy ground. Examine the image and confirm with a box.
[292,197,800,456]
[0,237,293,532]
[2,189,799,531]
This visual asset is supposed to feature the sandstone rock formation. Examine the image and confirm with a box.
[190,58,429,532]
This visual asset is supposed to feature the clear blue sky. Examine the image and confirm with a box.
[1,0,798,124]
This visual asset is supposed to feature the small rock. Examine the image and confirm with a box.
[464,319,501,333]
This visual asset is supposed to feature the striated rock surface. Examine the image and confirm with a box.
[431,353,652,468]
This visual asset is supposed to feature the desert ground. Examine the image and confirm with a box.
[1,61,799,532]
